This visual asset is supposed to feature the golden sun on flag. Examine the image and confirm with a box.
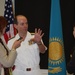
[49,37,64,65]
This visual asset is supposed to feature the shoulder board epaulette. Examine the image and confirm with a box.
[31,33,35,35]
[8,36,15,40]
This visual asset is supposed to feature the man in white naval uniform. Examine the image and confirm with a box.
[7,15,47,75]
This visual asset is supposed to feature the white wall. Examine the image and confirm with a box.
[0,0,5,16]
[41,69,73,75]
[0,0,15,16]
[41,69,48,75]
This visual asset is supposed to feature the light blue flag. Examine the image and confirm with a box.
[48,0,66,75]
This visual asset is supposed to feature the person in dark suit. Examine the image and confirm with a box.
[67,24,75,75]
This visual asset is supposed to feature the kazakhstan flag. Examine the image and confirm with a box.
[48,0,66,75]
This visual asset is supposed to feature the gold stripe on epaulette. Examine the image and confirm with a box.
[31,33,35,35]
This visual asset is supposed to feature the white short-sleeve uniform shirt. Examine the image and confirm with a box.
[7,31,46,75]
